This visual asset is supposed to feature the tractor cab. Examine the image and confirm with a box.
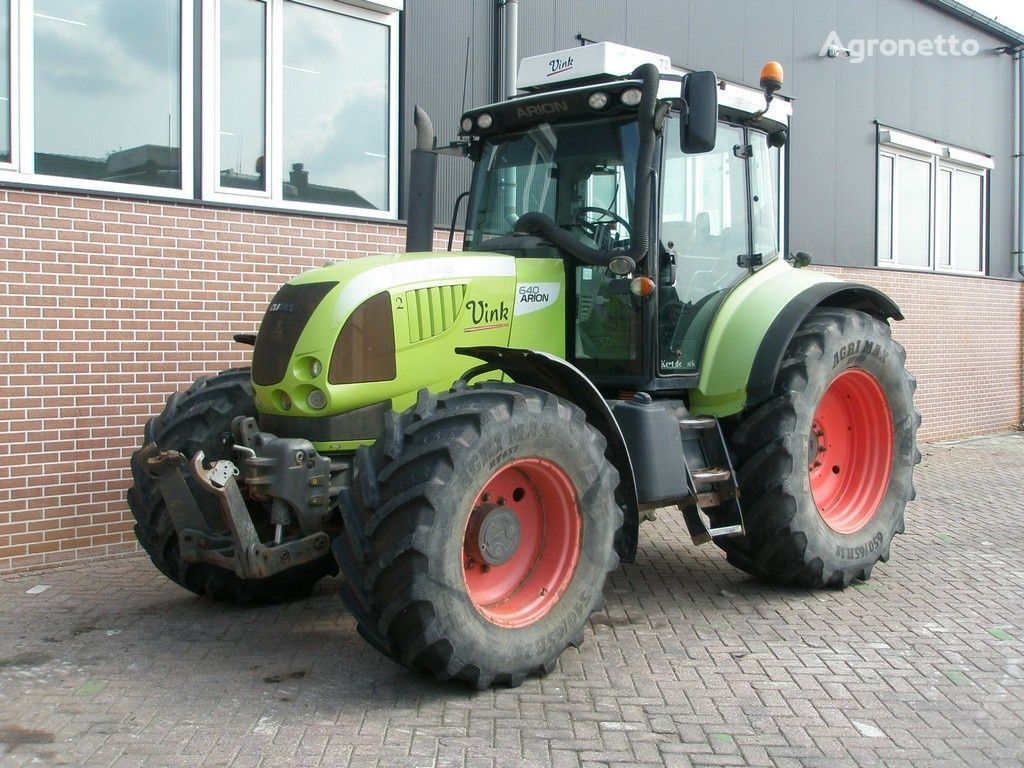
[454,43,790,389]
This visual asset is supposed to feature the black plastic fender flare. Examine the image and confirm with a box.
[456,346,641,563]
[746,283,904,408]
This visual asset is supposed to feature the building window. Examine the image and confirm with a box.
[217,0,267,192]
[0,0,10,164]
[0,0,399,217]
[876,127,990,275]
[203,0,399,218]
[0,0,193,195]
[34,0,183,188]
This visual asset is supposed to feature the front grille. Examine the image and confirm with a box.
[252,281,337,386]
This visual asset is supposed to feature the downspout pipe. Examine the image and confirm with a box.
[497,1,519,229]
[498,0,519,100]
[1015,47,1024,277]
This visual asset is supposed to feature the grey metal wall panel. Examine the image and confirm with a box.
[687,0,746,81]
[789,0,840,265]
[554,0,627,51]
[401,0,495,231]
[401,0,1018,278]
[832,0,878,268]
[517,0,557,58]
[625,0,690,64]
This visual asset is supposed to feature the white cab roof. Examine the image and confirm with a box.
[518,41,791,125]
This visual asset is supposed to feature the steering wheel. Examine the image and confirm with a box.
[572,206,632,238]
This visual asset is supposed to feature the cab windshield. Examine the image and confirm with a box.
[464,117,639,252]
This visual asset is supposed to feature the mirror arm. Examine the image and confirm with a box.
[447,191,470,252]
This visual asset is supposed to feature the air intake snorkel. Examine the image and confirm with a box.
[513,63,661,275]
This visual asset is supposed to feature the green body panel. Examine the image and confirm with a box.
[690,258,845,417]
[252,252,566,451]
[506,259,566,354]
[252,247,848,442]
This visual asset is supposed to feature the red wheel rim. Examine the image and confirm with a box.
[808,369,893,534]
[461,457,581,628]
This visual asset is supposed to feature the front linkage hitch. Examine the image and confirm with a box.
[138,419,343,580]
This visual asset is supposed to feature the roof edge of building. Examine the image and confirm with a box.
[919,0,1024,47]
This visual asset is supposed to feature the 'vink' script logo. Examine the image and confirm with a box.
[548,56,573,76]
[466,299,509,325]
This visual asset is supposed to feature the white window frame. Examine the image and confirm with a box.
[201,0,400,220]
[935,161,987,275]
[876,126,990,276]
[0,0,195,198]
[0,0,19,173]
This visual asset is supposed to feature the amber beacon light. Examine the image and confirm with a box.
[759,61,784,95]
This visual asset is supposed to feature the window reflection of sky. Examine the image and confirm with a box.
[5,0,391,206]
[219,0,265,190]
[0,0,9,160]
[33,0,181,185]
[283,2,388,210]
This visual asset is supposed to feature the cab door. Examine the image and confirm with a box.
[657,118,779,376]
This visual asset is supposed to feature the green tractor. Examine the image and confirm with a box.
[129,44,919,688]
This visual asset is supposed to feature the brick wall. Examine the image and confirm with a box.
[0,188,1021,573]
[812,265,1024,442]
[0,189,452,574]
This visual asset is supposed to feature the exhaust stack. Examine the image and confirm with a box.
[406,106,438,253]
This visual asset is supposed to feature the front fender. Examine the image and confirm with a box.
[691,259,903,417]
[456,346,641,563]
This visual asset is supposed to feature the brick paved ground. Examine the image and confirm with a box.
[1,433,1023,768]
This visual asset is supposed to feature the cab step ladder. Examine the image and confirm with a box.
[677,415,745,545]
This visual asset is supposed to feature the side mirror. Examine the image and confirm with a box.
[680,71,718,154]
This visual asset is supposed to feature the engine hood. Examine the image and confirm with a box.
[249,251,533,443]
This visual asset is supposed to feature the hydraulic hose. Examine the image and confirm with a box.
[513,63,662,273]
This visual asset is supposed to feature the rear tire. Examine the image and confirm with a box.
[717,308,920,588]
[127,368,337,603]
[334,382,622,688]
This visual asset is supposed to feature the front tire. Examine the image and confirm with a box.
[717,308,920,588]
[127,368,337,603]
[334,382,622,688]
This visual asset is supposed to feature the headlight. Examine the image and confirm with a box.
[588,92,609,110]
[307,388,327,410]
[329,292,397,385]
[461,116,473,132]
[477,113,493,130]
[621,88,643,107]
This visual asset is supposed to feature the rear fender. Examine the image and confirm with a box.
[746,283,902,407]
[690,259,903,416]
[456,346,641,563]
